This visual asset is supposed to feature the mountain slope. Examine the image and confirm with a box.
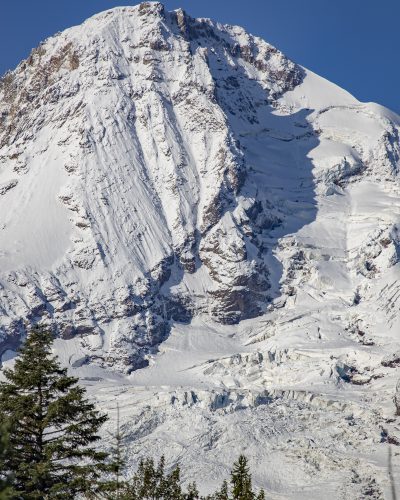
[1,2,400,497]
[0,1,304,368]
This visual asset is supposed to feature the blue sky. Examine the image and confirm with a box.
[1,0,399,113]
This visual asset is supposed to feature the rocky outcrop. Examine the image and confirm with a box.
[0,2,308,369]
[0,2,399,376]
[1,3,400,497]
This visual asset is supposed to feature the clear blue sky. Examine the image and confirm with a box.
[1,0,399,113]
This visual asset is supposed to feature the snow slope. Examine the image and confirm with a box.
[1,2,400,497]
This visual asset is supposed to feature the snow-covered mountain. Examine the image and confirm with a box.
[1,2,400,497]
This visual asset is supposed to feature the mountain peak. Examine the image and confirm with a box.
[1,5,400,495]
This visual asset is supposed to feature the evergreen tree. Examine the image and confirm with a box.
[126,455,193,499]
[128,456,161,499]
[102,403,129,499]
[0,327,109,499]
[185,482,200,499]
[163,464,183,499]
[230,455,254,500]
[213,479,229,500]
[111,404,125,496]
[0,422,14,499]
[256,489,265,500]
[102,451,202,500]
[100,403,130,500]
[154,455,167,498]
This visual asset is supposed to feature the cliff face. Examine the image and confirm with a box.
[1,3,400,366]
[0,1,305,368]
[1,4,400,495]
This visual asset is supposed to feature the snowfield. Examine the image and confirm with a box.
[1,2,400,497]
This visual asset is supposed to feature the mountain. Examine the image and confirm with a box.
[1,2,400,497]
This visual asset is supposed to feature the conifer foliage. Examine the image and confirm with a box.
[0,327,109,499]
[230,455,256,500]
[0,423,14,499]
[0,326,267,499]
[211,455,264,500]
[113,454,265,499]
[126,456,187,499]
[102,403,127,498]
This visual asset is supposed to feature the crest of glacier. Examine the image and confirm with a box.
[1,2,400,497]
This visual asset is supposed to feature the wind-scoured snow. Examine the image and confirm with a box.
[1,2,400,497]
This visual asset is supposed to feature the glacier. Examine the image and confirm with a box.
[0,2,400,497]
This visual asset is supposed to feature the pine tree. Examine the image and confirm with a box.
[256,489,265,500]
[128,456,160,499]
[112,404,124,497]
[185,481,200,499]
[0,422,14,499]
[0,326,110,499]
[230,455,254,500]
[155,456,167,498]
[127,455,186,499]
[102,403,129,499]
[213,479,229,500]
[163,464,183,499]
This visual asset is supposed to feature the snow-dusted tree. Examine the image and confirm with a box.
[0,327,109,498]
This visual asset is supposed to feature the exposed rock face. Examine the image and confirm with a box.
[2,3,400,497]
[0,3,399,367]
[0,1,305,368]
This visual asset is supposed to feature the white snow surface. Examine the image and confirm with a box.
[1,2,400,497]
